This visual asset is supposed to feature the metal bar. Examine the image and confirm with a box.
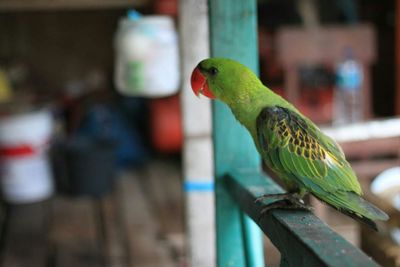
[208,0,264,266]
[241,213,264,267]
[225,170,380,267]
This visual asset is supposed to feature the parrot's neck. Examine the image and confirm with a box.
[227,86,292,141]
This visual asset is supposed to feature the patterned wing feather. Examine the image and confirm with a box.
[256,106,362,195]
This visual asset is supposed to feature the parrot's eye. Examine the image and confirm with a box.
[209,67,218,76]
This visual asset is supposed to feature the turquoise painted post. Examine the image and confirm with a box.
[208,1,264,266]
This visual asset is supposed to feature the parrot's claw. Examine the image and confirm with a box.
[255,192,306,204]
[259,200,313,214]
[256,195,313,223]
[254,193,294,203]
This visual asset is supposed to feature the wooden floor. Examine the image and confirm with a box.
[0,160,185,267]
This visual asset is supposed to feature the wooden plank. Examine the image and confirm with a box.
[208,0,264,266]
[179,0,215,265]
[117,172,175,267]
[141,160,185,264]
[0,202,49,267]
[338,137,400,158]
[225,171,380,267]
[100,193,128,267]
[276,25,376,66]
[0,0,148,11]
[322,117,400,143]
[352,158,400,180]
[143,160,183,238]
[49,197,102,267]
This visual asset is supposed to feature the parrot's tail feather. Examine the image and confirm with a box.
[354,195,389,221]
[334,207,378,231]
[313,191,389,231]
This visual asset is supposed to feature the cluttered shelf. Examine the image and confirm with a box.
[0,159,184,267]
[0,0,149,11]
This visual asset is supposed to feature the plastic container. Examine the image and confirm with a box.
[334,47,363,125]
[114,12,180,97]
[0,109,54,203]
[65,137,116,197]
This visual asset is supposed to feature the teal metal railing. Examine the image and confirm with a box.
[224,170,380,267]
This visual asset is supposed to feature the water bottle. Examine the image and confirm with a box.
[334,47,363,125]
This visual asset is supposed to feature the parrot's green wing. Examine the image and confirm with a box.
[256,106,388,227]
[256,106,361,194]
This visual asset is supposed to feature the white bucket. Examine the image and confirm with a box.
[0,109,54,203]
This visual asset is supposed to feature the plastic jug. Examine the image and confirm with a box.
[114,11,180,97]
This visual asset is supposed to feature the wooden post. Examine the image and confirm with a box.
[179,0,216,266]
[396,0,400,115]
[208,1,264,266]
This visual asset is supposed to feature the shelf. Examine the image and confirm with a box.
[0,0,149,11]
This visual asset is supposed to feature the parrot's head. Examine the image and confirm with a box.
[190,58,261,104]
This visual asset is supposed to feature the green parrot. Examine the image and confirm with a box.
[191,57,389,230]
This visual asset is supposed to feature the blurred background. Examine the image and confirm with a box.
[0,0,398,266]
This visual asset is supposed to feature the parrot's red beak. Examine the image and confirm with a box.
[190,67,216,99]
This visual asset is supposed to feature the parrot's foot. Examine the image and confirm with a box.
[257,195,313,223]
[259,199,313,214]
[255,192,305,204]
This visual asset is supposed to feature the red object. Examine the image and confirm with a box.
[0,139,49,158]
[298,87,333,124]
[149,95,182,153]
[154,0,178,16]
[0,144,36,158]
[190,67,215,99]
